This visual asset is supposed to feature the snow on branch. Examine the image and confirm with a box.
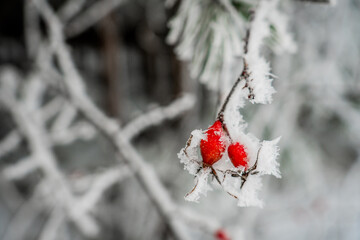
[0,97,62,161]
[24,0,41,58]
[36,97,64,122]
[51,103,77,132]
[121,94,196,139]
[49,103,97,145]
[39,209,65,240]
[243,0,296,104]
[50,121,97,145]
[2,156,38,180]
[65,0,126,38]
[0,87,99,237]
[0,131,22,159]
[57,0,87,23]
[75,166,131,214]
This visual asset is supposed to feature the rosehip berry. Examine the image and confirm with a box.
[200,120,226,167]
[228,142,248,169]
[215,229,231,240]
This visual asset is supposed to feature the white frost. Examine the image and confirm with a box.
[184,168,212,202]
[257,137,281,178]
[237,175,264,208]
[178,129,204,175]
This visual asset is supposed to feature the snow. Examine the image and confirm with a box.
[178,129,204,175]
[257,137,282,178]
[184,168,212,202]
[236,174,264,207]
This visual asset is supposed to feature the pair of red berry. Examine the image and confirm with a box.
[200,120,248,169]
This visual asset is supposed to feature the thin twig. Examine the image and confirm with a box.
[215,3,257,135]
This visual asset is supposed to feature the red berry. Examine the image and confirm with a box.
[228,142,248,169]
[215,229,231,240]
[200,120,226,167]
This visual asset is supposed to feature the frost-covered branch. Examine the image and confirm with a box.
[38,96,64,118]
[57,0,87,23]
[0,97,62,161]
[39,209,65,240]
[24,1,41,57]
[76,166,131,214]
[2,156,38,180]
[65,0,126,38]
[0,131,22,159]
[24,0,41,58]
[49,103,97,145]
[0,89,99,237]
[121,94,196,139]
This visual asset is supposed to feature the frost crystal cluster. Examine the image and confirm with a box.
[171,0,296,207]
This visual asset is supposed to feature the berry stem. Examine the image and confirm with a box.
[217,58,251,141]
[217,59,250,125]
[217,8,256,132]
